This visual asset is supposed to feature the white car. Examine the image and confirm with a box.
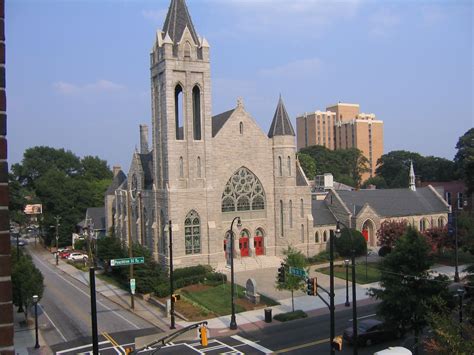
[374,347,412,355]
[67,252,88,261]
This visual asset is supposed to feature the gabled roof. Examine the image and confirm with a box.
[312,200,337,226]
[106,170,127,196]
[162,0,199,45]
[85,207,106,231]
[268,96,295,138]
[212,109,235,137]
[336,187,449,218]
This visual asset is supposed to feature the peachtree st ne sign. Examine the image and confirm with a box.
[110,257,145,267]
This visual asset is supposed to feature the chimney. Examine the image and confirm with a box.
[113,165,121,177]
[140,124,149,154]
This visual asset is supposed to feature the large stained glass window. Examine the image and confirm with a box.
[184,210,201,254]
[221,167,266,212]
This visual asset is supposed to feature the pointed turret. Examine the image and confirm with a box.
[409,160,416,191]
[268,96,296,138]
[162,0,199,45]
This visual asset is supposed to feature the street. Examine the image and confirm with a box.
[28,246,160,352]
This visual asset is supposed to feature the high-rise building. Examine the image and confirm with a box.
[297,103,384,181]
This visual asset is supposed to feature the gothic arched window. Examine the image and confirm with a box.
[197,156,202,178]
[289,200,293,228]
[179,157,184,178]
[175,85,184,140]
[221,167,266,212]
[278,156,283,176]
[184,210,201,254]
[315,231,320,243]
[192,86,201,140]
[287,156,291,176]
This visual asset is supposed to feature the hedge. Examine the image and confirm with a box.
[274,310,308,322]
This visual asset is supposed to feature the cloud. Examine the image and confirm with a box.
[259,58,322,79]
[205,0,361,38]
[141,9,167,23]
[369,8,401,37]
[420,5,445,26]
[53,79,126,95]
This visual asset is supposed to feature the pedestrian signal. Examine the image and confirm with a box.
[171,294,181,303]
[332,336,343,351]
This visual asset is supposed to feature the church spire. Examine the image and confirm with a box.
[162,0,199,45]
[268,96,295,138]
[409,160,416,191]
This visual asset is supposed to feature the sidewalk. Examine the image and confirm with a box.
[13,305,51,355]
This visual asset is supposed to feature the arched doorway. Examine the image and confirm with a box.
[254,228,264,256]
[239,230,250,257]
[362,219,375,247]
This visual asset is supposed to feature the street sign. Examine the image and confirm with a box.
[110,257,145,267]
[289,266,308,278]
[130,278,136,294]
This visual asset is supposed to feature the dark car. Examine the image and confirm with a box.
[343,319,399,346]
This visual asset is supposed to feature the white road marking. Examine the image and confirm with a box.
[56,340,109,354]
[348,313,377,321]
[32,254,140,329]
[231,335,273,354]
[38,303,68,342]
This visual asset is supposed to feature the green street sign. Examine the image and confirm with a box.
[288,266,308,278]
[110,257,145,267]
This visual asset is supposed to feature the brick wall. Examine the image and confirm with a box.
[0,0,14,353]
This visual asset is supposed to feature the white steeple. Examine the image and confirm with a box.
[409,160,416,191]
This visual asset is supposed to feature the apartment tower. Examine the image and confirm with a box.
[296,103,384,181]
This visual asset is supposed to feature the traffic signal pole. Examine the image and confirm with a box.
[329,230,336,355]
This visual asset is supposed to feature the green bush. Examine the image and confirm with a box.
[74,239,86,251]
[174,265,211,280]
[154,283,170,298]
[334,228,367,257]
[205,272,227,283]
[274,310,308,322]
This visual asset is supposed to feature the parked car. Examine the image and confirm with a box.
[59,250,72,259]
[67,252,88,261]
[374,347,412,355]
[343,319,400,346]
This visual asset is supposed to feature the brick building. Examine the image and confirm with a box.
[296,103,384,181]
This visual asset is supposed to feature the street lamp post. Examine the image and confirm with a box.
[33,295,40,349]
[344,259,350,307]
[16,231,23,313]
[229,216,242,330]
[329,229,336,355]
[453,210,460,282]
[336,221,358,355]
[54,216,61,266]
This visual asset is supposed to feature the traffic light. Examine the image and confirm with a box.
[199,325,208,346]
[277,263,286,283]
[306,277,317,296]
[332,336,343,351]
[171,294,181,303]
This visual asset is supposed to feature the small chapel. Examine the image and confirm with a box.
[104,0,450,270]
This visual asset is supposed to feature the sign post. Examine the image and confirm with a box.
[110,257,145,267]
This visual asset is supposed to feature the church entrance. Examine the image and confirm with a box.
[254,228,265,256]
[239,230,250,257]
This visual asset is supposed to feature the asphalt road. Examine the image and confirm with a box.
[28,246,160,352]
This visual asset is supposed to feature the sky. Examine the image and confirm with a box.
[6,0,473,173]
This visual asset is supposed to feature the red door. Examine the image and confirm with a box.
[239,237,249,257]
[254,236,263,256]
[362,229,369,242]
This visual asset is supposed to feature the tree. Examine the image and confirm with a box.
[454,128,474,195]
[11,252,44,321]
[335,148,370,188]
[457,212,474,255]
[334,228,367,257]
[361,176,387,189]
[81,156,113,180]
[275,246,308,312]
[369,227,451,354]
[376,219,408,249]
[422,227,450,254]
[297,153,316,180]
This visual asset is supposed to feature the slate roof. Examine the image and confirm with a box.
[336,187,449,218]
[268,96,295,138]
[106,170,127,196]
[86,207,106,231]
[312,200,337,226]
[139,151,154,190]
[162,0,199,45]
[212,109,235,137]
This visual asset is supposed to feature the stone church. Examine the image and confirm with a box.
[105,0,450,270]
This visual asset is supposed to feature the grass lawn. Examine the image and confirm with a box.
[180,283,279,317]
[316,262,381,284]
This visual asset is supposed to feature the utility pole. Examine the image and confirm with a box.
[87,220,99,355]
[169,220,175,329]
[54,216,61,266]
[126,190,134,310]
[329,230,335,355]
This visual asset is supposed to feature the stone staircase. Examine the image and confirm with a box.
[216,255,282,273]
